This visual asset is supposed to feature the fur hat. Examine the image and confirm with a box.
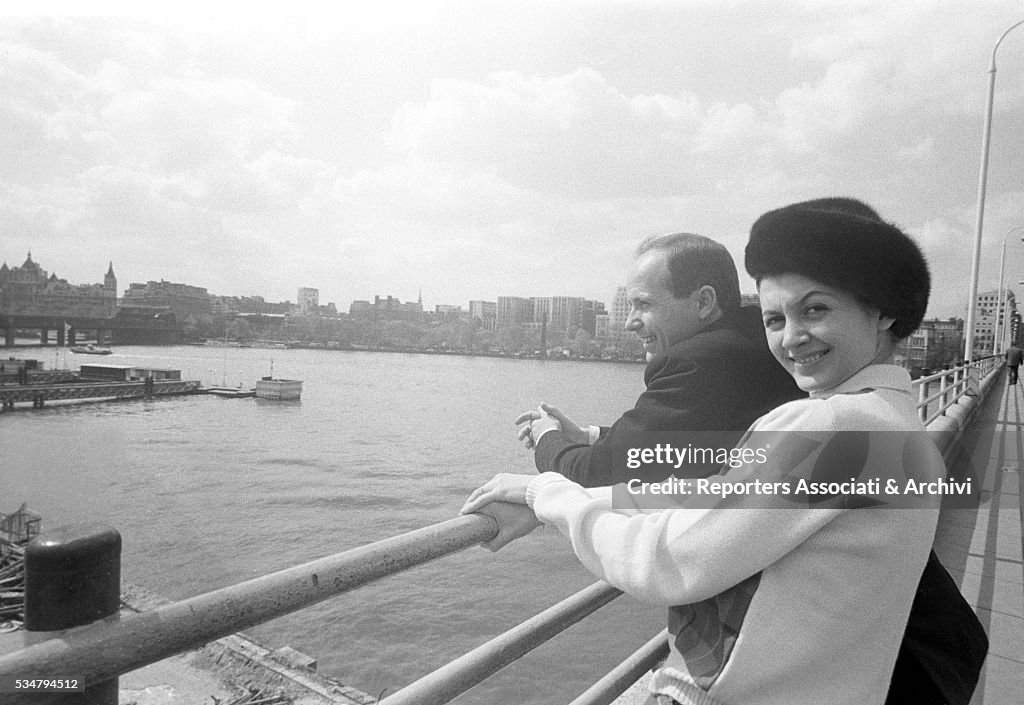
[745,197,930,339]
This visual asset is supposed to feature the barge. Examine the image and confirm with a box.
[255,378,303,401]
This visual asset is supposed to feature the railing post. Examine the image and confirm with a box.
[24,524,121,704]
[918,379,928,422]
[940,372,949,413]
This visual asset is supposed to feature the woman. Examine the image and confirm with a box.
[461,198,942,705]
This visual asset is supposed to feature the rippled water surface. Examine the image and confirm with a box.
[1,346,665,704]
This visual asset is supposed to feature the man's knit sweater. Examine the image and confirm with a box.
[525,365,942,705]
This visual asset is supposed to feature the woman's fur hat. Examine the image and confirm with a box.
[745,197,930,339]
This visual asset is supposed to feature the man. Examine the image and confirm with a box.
[517,232,801,487]
[1006,343,1022,385]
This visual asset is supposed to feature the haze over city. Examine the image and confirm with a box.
[2,1,1023,316]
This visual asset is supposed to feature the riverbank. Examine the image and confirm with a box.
[4,341,647,365]
[120,584,377,705]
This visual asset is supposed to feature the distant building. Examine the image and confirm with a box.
[349,300,372,316]
[496,296,533,327]
[0,253,117,318]
[530,297,552,326]
[297,287,319,316]
[213,295,293,316]
[495,294,605,336]
[897,318,964,371]
[469,300,497,331]
[740,293,760,307]
[122,280,212,328]
[434,304,464,322]
[109,306,184,345]
[349,295,423,321]
[608,286,629,340]
[971,289,1016,357]
[549,296,583,331]
[579,299,606,336]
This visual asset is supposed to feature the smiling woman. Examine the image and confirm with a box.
[758,274,896,393]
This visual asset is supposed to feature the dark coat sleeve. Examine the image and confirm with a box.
[534,348,785,487]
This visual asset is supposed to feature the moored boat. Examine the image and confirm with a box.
[70,344,113,355]
[203,387,256,399]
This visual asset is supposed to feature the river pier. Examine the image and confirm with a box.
[0,361,200,410]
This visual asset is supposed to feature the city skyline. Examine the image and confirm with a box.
[0,248,624,313]
[3,4,1024,318]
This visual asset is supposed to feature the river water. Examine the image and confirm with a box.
[1,345,666,704]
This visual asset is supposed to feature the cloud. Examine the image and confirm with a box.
[388,68,709,198]
[897,136,935,160]
[775,58,884,152]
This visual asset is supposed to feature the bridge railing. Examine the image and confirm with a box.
[0,358,1004,705]
[913,354,1002,425]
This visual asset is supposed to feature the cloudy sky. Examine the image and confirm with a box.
[2,1,1023,317]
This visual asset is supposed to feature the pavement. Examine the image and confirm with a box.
[934,373,1024,705]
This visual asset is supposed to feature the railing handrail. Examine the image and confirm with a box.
[566,629,669,705]
[911,356,1002,423]
[0,514,498,696]
[913,354,1000,386]
[380,581,622,705]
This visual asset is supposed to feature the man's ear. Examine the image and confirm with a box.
[695,285,718,320]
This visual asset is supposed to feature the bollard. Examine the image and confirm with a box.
[24,524,121,704]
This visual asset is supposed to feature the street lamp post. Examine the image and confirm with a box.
[992,226,1024,355]
[965,19,1024,361]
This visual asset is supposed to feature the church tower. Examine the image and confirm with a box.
[104,261,118,314]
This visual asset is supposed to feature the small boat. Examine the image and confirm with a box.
[255,377,303,400]
[70,344,113,355]
[203,387,256,399]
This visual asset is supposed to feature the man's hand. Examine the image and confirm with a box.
[514,403,586,448]
[473,501,542,551]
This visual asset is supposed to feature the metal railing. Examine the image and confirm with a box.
[0,357,1004,705]
[0,516,632,705]
[912,355,1002,424]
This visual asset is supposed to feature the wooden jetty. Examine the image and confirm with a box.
[0,504,40,627]
[0,378,200,410]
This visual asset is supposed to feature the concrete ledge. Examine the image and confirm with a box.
[928,367,1002,460]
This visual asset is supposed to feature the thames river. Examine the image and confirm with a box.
[1,345,665,704]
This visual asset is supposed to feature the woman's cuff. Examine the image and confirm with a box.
[526,472,567,509]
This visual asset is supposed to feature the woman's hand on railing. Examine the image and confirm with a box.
[462,472,533,511]
[469,501,542,551]
[462,474,540,551]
